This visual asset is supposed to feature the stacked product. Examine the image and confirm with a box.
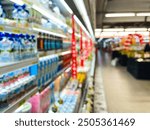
[0,66,36,108]
[0,33,37,63]
[61,52,72,68]
[38,55,59,88]
[58,52,71,72]
[49,80,81,113]
[37,33,63,51]
[53,89,80,113]
[29,86,51,113]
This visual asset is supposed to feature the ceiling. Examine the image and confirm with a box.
[96,0,150,28]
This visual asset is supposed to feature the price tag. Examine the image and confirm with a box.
[0,26,4,32]
[12,29,21,34]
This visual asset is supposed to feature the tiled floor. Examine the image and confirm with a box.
[96,50,150,113]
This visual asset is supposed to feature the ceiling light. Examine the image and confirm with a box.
[105,13,135,17]
[9,0,24,5]
[100,32,117,37]
[118,32,135,36]
[95,32,101,38]
[60,0,73,14]
[103,28,124,32]
[95,29,102,32]
[137,13,150,16]
[73,0,94,40]
[33,27,66,38]
[125,28,147,32]
[135,32,149,35]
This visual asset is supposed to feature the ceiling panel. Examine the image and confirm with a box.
[103,17,145,23]
[96,0,150,28]
[106,0,150,12]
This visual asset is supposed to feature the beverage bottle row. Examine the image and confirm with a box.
[0,32,37,63]
[37,33,63,51]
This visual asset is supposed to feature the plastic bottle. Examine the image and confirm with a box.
[0,32,3,62]
[0,33,14,62]
[38,33,44,51]
[43,34,47,51]
[51,36,55,50]
[31,35,37,58]
[48,35,52,50]
[18,34,24,60]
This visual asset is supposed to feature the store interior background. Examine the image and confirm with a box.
[0,0,150,113]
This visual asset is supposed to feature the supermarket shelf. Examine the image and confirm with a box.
[0,23,33,34]
[39,50,56,57]
[40,64,71,89]
[0,57,38,75]
[78,81,88,113]
[32,26,66,38]
[56,49,63,53]
[0,87,38,113]
[39,49,71,58]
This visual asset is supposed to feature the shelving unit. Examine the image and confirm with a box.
[0,57,38,75]
[0,0,94,113]
[0,23,33,34]
[78,81,88,113]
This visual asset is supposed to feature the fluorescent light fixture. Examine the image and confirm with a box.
[125,28,147,32]
[73,0,94,40]
[32,4,67,27]
[136,31,149,35]
[74,15,90,38]
[95,32,101,38]
[137,13,150,16]
[103,28,124,32]
[60,0,73,14]
[33,27,66,38]
[101,32,117,35]
[9,0,24,5]
[105,13,135,17]
[148,28,150,31]
[118,32,135,36]
[95,29,102,32]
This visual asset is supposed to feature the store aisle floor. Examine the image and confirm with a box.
[96,50,150,113]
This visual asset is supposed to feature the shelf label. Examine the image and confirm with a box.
[0,26,4,31]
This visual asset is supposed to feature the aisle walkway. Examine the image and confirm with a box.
[96,50,150,113]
